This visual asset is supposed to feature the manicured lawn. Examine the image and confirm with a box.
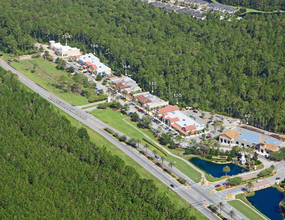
[92,108,202,182]
[52,104,207,219]
[228,200,267,220]
[20,83,207,220]
[0,51,14,61]
[235,193,270,220]
[167,154,201,182]
[10,58,89,106]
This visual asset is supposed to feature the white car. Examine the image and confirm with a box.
[256,179,262,183]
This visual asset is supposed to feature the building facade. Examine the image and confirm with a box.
[49,41,80,57]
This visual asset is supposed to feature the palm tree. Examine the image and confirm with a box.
[122,90,128,99]
[201,133,206,141]
[220,125,225,132]
[168,162,175,170]
[229,210,236,220]
[175,135,183,145]
[116,94,120,102]
[111,91,116,101]
[161,156,166,165]
[217,202,224,215]
[136,139,141,148]
[144,144,149,154]
[153,150,158,157]
[157,125,163,137]
[223,165,230,176]
[246,182,254,192]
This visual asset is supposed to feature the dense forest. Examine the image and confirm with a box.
[0,0,285,133]
[0,68,194,219]
[214,0,285,11]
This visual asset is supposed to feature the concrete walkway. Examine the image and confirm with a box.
[122,118,207,184]
[77,100,107,109]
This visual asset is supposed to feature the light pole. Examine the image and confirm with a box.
[244,114,250,125]
[62,35,70,46]
[90,44,99,54]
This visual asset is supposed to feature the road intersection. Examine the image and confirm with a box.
[0,59,269,220]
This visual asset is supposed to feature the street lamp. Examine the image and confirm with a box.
[62,35,70,46]
[90,44,99,54]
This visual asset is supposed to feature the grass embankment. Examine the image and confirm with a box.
[228,200,267,220]
[51,106,206,219]
[91,108,202,182]
[235,193,270,220]
[10,58,89,106]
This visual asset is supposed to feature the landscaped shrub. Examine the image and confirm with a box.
[177,177,187,184]
[142,138,168,156]
[31,69,35,73]
[139,150,145,154]
[207,154,212,159]
[148,157,153,161]
[227,156,232,161]
[89,94,107,103]
[104,127,114,134]
[113,133,119,139]
[280,183,285,187]
[97,103,109,109]
[119,135,127,142]
[255,160,262,165]
[168,141,176,149]
[164,169,172,175]
[127,138,137,147]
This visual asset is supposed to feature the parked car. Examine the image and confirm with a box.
[176,144,180,147]
[215,184,221,188]
[276,177,281,180]
[170,184,175,188]
[256,179,262,183]
[207,121,212,124]
[155,155,159,159]
[206,135,212,139]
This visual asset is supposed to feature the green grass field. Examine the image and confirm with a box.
[10,58,89,106]
[91,108,202,182]
[228,200,268,220]
[235,194,270,220]
[51,104,206,219]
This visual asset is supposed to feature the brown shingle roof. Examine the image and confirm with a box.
[115,81,130,89]
[168,117,180,123]
[220,130,241,139]
[184,125,196,131]
[135,95,151,104]
[157,105,179,114]
[265,143,279,152]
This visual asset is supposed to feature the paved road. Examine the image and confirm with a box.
[0,59,250,220]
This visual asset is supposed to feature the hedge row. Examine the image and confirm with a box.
[142,138,168,157]
[104,127,114,134]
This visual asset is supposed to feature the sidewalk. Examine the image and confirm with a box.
[77,100,107,108]
[122,118,207,184]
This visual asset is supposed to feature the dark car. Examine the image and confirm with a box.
[170,184,175,188]
[215,184,221,188]
[207,121,212,124]
[155,155,159,159]
[276,177,281,180]
[206,135,212,139]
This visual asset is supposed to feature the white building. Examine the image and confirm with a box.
[133,92,168,110]
[219,127,285,157]
[111,76,141,93]
[49,41,80,57]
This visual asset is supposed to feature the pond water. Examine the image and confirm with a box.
[189,157,248,178]
[247,187,283,220]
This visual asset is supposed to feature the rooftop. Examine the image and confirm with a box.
[133,92,167,106]
[79,54,110,72]
[111,76,141,92]
[220,130,241,139]
[157,105,179,114]
[233,127,284,146]
[166,110,204,130]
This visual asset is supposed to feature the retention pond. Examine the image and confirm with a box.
[189,157,248,178]
[247,187,283,220]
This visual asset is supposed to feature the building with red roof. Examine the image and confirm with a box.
[157,106,204,136]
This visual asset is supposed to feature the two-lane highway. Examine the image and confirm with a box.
[0,59,249,220]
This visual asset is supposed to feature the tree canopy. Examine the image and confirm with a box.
[0,0,285,133]
[0,67,193,219]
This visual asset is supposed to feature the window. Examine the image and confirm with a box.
[236,141,239,144]
[261,149,264,153]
